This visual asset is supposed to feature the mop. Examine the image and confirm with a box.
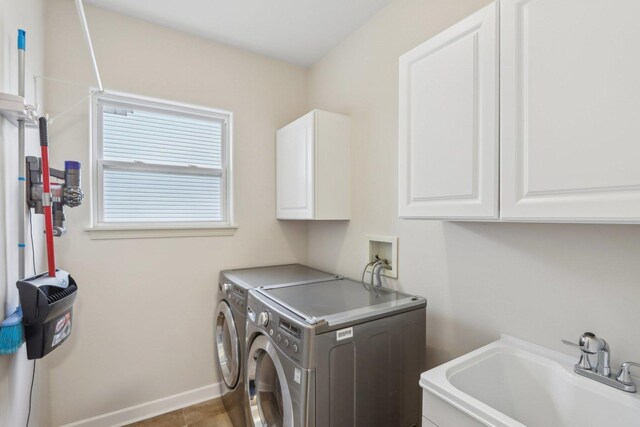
[0,29,27,355]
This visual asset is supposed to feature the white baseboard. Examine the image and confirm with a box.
[59,383,223,427]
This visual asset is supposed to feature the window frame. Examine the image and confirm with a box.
[89,90,234,235]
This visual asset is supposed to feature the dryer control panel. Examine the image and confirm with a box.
[220,282,246,311]
[276,318,302,356]
[246,290,309,365]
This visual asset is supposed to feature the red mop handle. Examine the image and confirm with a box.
[39,117,56,277]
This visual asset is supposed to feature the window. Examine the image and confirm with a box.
[91,91,233,235]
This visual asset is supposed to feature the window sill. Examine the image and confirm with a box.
[85,225,237,240]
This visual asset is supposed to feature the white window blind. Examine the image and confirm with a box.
[102,169,223,222]
[102,107,223,168]
[94,92,231,227]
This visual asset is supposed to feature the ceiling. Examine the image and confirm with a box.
[85,0,392,67]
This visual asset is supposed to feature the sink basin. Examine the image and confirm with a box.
[420,335,640,427]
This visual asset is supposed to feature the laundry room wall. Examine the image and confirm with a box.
[0,0,49,426]
[43,0,309,425]
[306,0,640,372]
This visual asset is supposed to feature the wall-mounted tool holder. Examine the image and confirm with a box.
[15,115,83,360]
[26,157,84,236]
[5,28,83,361]
[0,92,38,128]
[17,270,78,360]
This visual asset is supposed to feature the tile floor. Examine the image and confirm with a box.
[124,398,233,427]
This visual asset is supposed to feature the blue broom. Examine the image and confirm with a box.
[0,306,25,354]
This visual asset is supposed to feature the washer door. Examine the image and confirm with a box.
[215,300,240,389]
[247,335,294,427]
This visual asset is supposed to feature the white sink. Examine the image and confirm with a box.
[420,335,640,427]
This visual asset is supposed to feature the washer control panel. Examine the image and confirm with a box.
[220,282,246,311]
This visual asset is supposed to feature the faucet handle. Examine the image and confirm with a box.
[616,362,640,385]
[562,339,593,370]
[562,339,579,348]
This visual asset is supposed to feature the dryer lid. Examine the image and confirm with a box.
[259,279,426,327]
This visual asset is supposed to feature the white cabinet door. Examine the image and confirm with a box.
[501,0,640,222]
[398,2,499,219]
[276,112,314,219]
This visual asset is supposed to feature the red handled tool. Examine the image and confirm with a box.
[39,116,56,277]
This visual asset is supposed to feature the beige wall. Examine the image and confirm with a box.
[44,1,309,424]
[306,0,640,370]
[37,0,640,425]
[0,0,49,425]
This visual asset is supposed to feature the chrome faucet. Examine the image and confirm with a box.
[579,332,610,376]
[563,332,638,393]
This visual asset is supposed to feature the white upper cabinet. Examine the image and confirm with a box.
[398,2,499,219]
[400,0,640,223]
[276,110,350,220]
[277,111,315,219]
[500,0,640,222]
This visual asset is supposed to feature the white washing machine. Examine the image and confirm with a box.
[245,279,427,427]
[215,264,340,426]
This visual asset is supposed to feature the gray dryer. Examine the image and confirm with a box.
[245,279,427,427]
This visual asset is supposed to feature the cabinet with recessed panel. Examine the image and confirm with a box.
[276,109,350,220]
[399,0,640,223]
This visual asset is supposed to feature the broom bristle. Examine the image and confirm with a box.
[0,323,25,354]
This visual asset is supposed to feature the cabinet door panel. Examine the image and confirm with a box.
[501,0,640,222]
[276,112,314,219]
[398,2,498,219]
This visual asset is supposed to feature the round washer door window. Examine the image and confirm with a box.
[247,334,294,427]
[215,300,240,389]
